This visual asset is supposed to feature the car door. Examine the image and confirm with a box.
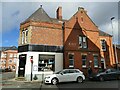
[110,69,118,80]
[57,70,70,82]
[105,69,116,80]
[68,70,77,81]
[101,69,111,80]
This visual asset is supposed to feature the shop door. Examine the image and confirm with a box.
[18,54,27,77]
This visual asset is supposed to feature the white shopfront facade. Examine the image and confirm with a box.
[16,51,63,81]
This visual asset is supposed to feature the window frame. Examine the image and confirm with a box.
[79,36,87,49]
[38,54,55,72]
[100,39,106,51]
[82,55,87,68]
[68,54,74,68]
[93,55,99,68]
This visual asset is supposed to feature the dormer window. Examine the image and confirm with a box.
[101,39,106,51]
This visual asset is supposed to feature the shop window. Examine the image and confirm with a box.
[38,55,55,72]
[82,55,87,67]
[94,55,99,67]
[101,39,106,51]
[69,54,74,68]
[79,36,87,49]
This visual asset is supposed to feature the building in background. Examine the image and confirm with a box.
[0,46,18,71]
[16,6,116,81]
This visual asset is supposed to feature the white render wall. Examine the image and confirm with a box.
[16,52,63,81]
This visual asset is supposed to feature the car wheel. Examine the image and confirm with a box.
[51,78,58,85]
[99,76,104,81]
[77,76,83,83]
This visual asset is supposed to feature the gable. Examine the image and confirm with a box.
[65,7,98,32]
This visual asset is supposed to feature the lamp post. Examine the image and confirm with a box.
[110,17,118,69]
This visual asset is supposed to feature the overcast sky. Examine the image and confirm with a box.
[0,0,119,47]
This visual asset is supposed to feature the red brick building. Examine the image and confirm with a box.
[0,46,18,71]
[63,7,115,76]
[16,6,115,80]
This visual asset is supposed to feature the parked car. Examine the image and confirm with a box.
[44,69,85,85]
[89,68,120,81]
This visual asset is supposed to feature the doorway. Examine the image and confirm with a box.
[18,54,27,77]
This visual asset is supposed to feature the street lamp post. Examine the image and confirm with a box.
[111,17,118,69]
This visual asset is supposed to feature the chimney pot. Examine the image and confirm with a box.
[78,7,84,11]
[56,6,62,20]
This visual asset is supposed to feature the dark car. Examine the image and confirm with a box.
[89,68,120,81]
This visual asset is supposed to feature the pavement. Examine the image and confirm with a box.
[1,78,41,89]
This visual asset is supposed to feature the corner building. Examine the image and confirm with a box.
[16,6,115,81]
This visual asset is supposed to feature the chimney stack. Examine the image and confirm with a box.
[78,7,87,13]
[56,7,62,20]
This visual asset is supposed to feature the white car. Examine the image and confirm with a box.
[44,69,85,85]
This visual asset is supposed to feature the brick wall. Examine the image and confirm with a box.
[19,21,63,46]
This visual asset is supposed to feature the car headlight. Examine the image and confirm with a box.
[45,77,50,79]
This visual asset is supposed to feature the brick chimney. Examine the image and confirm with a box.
[56,7,62,20]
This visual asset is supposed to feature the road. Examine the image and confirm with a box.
[41,80,120,89]
[0,72,120,90]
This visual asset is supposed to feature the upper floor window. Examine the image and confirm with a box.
[79,36,87,48]
[22,30,25,44]
[22,29,28,44]
[9,60,12,64]
[1,53,7,58]
[25,30,28,43]
[101,39,106,51]
[13,54,17,58]
[10,54,13,58]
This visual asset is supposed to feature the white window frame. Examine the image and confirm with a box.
[93,55,99,68]
[68,53,74,68]
[25,30,28,44]
[82,55,87,68]
[22,30,25,44]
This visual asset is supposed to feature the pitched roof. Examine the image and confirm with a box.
[25,7,52,23]
[22,7,67,24]
[99,30,112,37]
